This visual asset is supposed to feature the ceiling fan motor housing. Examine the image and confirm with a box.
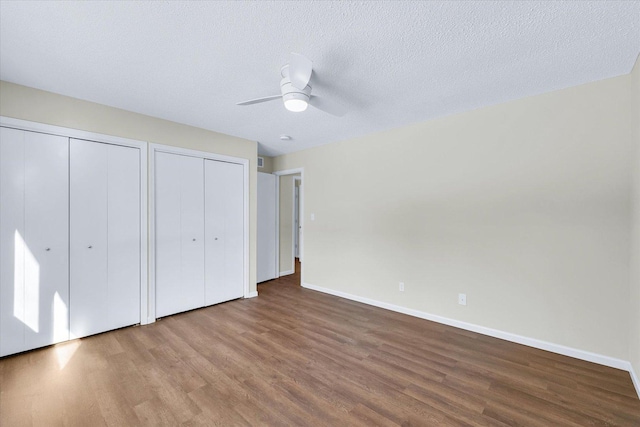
[280,77,311,103]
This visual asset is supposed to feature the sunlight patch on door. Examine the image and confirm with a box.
[52,291,68,343]
[14,229,39,333]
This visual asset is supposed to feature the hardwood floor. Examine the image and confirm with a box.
[1,261,639,426]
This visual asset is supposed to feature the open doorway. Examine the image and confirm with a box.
[274,168,303,286]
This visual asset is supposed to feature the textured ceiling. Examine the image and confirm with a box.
[1,1,639,156]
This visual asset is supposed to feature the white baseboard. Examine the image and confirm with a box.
[245,291,258,298]
[279,270,295,277]
[630,363,640,398]
[302,282,639,398]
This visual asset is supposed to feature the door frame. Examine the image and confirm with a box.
[0,116,149,325]
[293,176,302,259]
[149,143,250,323]
[274,168,304,284]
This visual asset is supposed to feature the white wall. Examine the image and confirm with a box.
[274,72,637,361]
[0,80,259,295]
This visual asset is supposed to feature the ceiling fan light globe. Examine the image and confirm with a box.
[284,98,308,112]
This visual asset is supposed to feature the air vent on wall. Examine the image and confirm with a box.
[258,157,264,168]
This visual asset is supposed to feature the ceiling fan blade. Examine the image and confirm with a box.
[236,95,282,106]
[309,95,347,117]
[289,52,313,90]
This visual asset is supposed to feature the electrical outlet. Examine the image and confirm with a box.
[399,282,405,292]
[458,293,467,306]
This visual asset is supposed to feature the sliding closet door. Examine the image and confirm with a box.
[155,152,205,318]
[70,139,140,338]
[204,160,244,305]
[0,128,69,356]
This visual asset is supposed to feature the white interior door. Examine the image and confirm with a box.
[257,172,277,283]
[70,139,109,338]
[1,128,69,356]
[155,152,205,317]
[25,132,70,349]
[204,160,244,305]
[0,127,25,356]
[70,139,141,338]
[107,144,140,330]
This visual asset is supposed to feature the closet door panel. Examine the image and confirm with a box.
[205,160,244,306]
[0,128,69,356]
[180,156,206,311]
[155,152,204,317]
[70,139,108,339]
[107,145,140,329]
[0,128,27,356]
[155,152,182,318]
[24,132,69,348]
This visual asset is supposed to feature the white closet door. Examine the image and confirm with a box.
[257,172,277,283]
[107,144,140,330]
[155,152,205,318]
[1,128,69,356]
[70,139,108,338]
[204,160,244,306]
[24,132,70,349]
[0,127,25,356]
[70,139,141,338]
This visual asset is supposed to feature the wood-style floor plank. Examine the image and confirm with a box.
[1,260,639,426]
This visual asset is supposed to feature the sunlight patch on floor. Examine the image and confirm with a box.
[54,339,80,370]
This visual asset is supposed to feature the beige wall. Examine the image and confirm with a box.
[259,155,274,173]
[630,55,640,384]
[279,175,295,274]
[274,72,636,360]
[0,80,259,295]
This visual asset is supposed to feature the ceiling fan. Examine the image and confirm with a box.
[236,53,346,117]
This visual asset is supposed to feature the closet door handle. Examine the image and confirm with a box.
[88,245,93,249]
[45,247,51,251]
[192,238,196,242]
[214,237,218,241]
